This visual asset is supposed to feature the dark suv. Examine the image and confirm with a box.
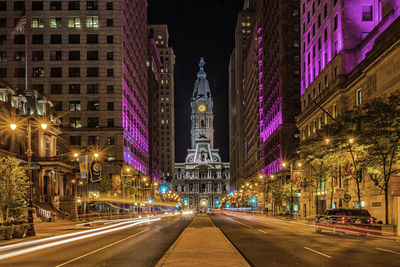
[315,208,374,233]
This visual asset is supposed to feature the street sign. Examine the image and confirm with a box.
[22,164,40,170]
[343,194,351,202]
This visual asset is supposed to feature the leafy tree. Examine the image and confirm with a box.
[0,157,29,222]
[357,91,400,224]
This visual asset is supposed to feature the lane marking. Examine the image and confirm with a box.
[376,247,400,255]
[55,228,150,267]
[304,247,332,259]
[227,218,254,228]
[258,229,268,234]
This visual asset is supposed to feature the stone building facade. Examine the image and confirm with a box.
[173,59,230,209]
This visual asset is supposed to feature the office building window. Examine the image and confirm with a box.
[106,2,113,10]
[32,1,43,10]
[68,34,80,44]
[0,35,6,44]
[50,1,61,10]
[88,136,99,145]
[32,67,44,78]
[107,119,114,127]
[87,34,98,44]
[70,136,81,145]
[87,50,98,60]
[107,154,116,161]
[106,19,113,27]
[86,16,98,28]
[13,35,24,44]
[13,1,25,11]
[0,51,6,61]
[32,51,43,61]
[51,84,62,94]
[15,68,25,78]
[87,84,99,94]
[69,101,81,111]
[69,84,80,94]
[87,117,99,128]
[0,1,6,10]
[50,18,61,28]
[0,68,6,78]
[107,137,115,145]
[107,85,114,94]
[68,17,80,28]
[87,101,100,111]
[87,67,98,77]
[50,51,62,61]
[107,52,113,60]
[14,51,25,61]
[107,102,114,111]
[70,117,82,128]
[107,69,114,77]
[69,51,80,60]
[0,18,6,28]
[86,1,98,10]
[69,67,80,77]
[31,18,44,28]
[68,1,80,10]
[53,101,62,111]
[50,34,62,44]
[32,35,43,44]
[107,35,113,44]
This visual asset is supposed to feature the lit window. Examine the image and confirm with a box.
[161,120,164,124]
[246,22,250,26]
[32,18,44,28]
[86,16,99,28]
[50,18,61,28]
[241,22,246,26]
[157,35,162,39]
[68,17,81,28]
[355,89,362,106]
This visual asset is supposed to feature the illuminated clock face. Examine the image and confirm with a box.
[198,104,206,112]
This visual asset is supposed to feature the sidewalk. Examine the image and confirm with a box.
[0,219,95,247]
[156,214,249,267]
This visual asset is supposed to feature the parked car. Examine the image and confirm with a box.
[315,208,374,233]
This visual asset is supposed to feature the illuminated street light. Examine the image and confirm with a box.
[282,162,287,168]
[10,123,17,130]
[298,162,302,167]
[325,138,330,144]
[126,167,130,172]
[41,123,48,130]
[349,138,354,144]
[73,153,79,158]
[94,153,99,158]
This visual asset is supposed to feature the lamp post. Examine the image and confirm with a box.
[10,118,48,236]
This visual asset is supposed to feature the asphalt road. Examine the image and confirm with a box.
[210,213,400,267]
[0,215,192,267]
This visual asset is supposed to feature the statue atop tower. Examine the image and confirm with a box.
[190,58,214,149]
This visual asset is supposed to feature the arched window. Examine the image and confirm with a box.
[200,119,205,127]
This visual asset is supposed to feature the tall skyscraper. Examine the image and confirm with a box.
[229,2,256,189]
[148,24,175,180]
[0,0,150,189]
[257,0,301,176]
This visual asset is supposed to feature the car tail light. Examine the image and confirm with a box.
[341,216,345,224]
[369,217,374,225]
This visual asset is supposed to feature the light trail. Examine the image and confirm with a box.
[0,218,161,261]
[0,217,152,253]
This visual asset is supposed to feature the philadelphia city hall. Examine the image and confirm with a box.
[173,58,230,209]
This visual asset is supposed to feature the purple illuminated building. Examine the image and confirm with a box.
[257,1,301,176]
[298,0,400,141]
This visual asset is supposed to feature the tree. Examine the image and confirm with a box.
[0,157,29,222]
[357,91,400,224]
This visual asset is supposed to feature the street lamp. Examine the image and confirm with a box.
[9,119,48,236]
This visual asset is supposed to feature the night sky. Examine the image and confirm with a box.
[148,0,244,162]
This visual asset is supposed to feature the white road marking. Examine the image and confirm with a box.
[304,247,332,259]
[376,247,400,255]
[227,218,254,228]
[258,229,268,234]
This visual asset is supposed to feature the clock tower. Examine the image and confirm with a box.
[190,58,214,149]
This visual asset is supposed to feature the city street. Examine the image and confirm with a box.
[210,213,400,267]
[0,215,192,267]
